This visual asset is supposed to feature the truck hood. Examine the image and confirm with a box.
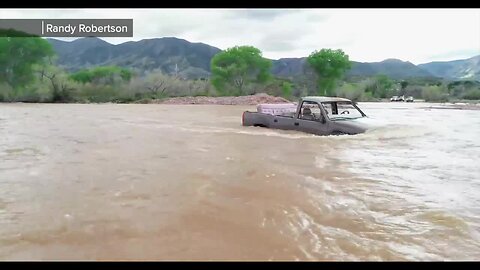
[348,117,385,129]
[332,117,385,133]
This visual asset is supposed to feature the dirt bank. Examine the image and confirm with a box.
[145,93,292,105]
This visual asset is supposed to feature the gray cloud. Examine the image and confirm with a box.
[306,13,330,22]
[258,38,297,52]
[302,37,357,51]
[422,49,480,63]
[226,9,302,21]
[256,26,313,53]
[1,9,478,63]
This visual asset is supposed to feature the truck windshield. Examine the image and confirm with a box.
[321,102,365,120]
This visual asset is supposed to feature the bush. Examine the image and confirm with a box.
[75,83,118,103]
[334,81,381,102]
[362,91,376,102]
[281,82,293,99]
[259,79,294,98]
[0,78,70,103]
[335,83,364,102]
[422,85,449,102]
[404,85,423,99]
[70,66,133,84]
[0,83,14,102]
[462,89,480,100]
[141,72,213,98]
[292,87,306,98]
[21,80,54,102]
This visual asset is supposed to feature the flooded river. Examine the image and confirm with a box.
[1,102,479,260]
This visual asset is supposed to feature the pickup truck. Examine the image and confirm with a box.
[242,96,369,136]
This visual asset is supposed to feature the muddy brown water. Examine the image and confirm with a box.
[0,102,479,260]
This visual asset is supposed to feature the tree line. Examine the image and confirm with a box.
[1,29,479,103]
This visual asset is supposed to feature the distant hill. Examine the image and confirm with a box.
[48,37,222,79]
[47,37,479,81]
[349,59,435,79]
[418,55,480,80]
[272,58,435,80]
[271,57,308,77]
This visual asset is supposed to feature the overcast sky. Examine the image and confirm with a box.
[1,8,479,64]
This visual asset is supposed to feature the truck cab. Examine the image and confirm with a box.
[242,96,369,136]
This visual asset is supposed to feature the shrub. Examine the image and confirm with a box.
[422,85,449,102]
[281,81,293,99]
[335,83,364,102]
[0,83,14,102]
[462,89,480,100]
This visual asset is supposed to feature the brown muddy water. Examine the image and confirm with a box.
[0,102,479,260]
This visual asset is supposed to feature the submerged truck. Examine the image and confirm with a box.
[242,96,370,136]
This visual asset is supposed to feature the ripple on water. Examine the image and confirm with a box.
[1,103,479,260]
[414,211,470,233]
[2,147,43,157]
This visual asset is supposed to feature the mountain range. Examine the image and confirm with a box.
[47,37,480,81]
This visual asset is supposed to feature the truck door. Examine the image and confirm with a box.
[295,101,329,135]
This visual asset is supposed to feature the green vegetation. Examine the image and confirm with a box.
[1,30,479,103]
[332,77,480,103]
[462,89,480,100]
[421,85,449,102]
[260,78,295,100]
[281,81,293,99]
[335,83,364,102]
[69,66,133,84]
[306,49,351,96]
[0,29,54,96]
[365,75,394,98]
[210,45,272,96]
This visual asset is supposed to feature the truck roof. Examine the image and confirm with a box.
[302,96,352,103]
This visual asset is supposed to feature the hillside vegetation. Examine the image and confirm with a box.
[1,31,479,103]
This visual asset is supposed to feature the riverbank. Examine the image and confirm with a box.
[139,95,480,110]
[2,94,480,110]
[422,103,480,110]
[138,93,292,105]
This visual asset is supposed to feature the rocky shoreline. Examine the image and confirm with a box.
[144,93,292,105]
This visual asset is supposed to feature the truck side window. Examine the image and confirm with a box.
[322,102,338,115]
[322,103,332,115]
[332,103,338,115]
[299,101,322,121]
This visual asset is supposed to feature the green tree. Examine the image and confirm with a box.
[400,80,409,90]
[374,74,394,98]
[0,29,55,89]
[462,89,480,100]
[281,81,293,99]
[306,49,351,96]
[40,65,76,102]
[364,75,394,98]
[422,85,449,102]
[120,68,133,81]
[69,69,93,84]
[335,82,365,102]
[210,46,272,96]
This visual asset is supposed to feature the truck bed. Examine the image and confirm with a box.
[242,111,295,127]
